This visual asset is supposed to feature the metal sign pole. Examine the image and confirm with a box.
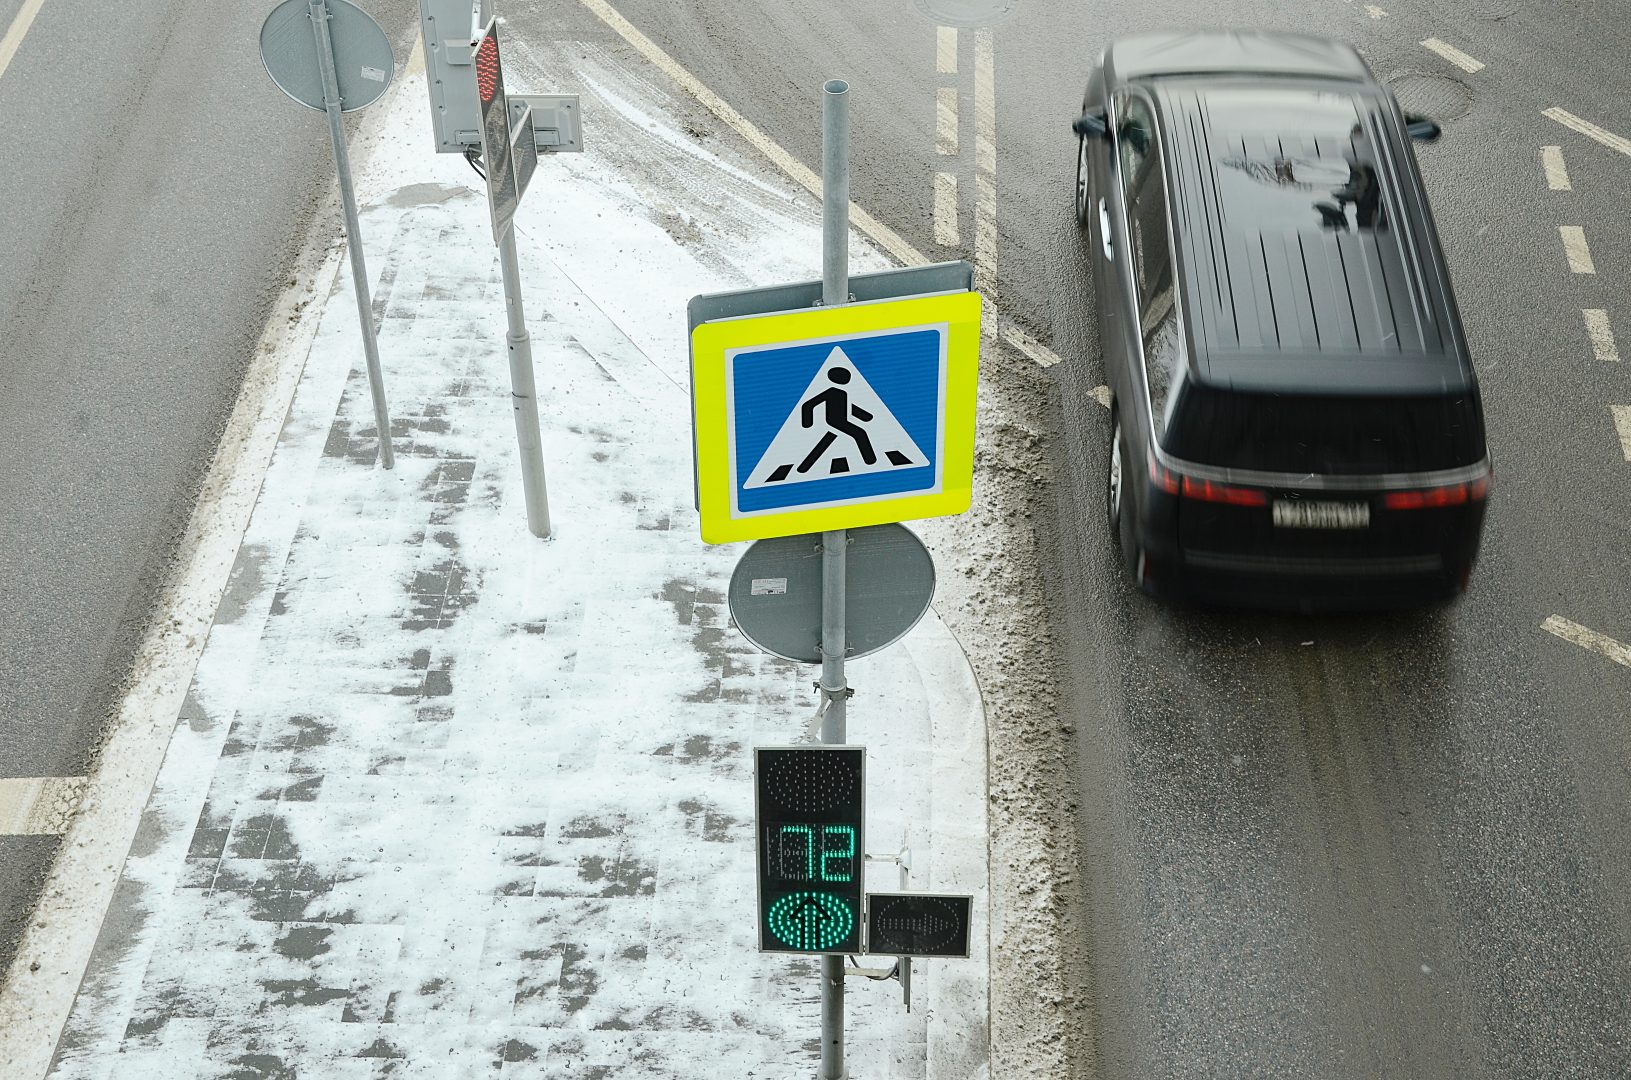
[498,224,552,537]
[307,0,394,469]
[817,76,850,1080]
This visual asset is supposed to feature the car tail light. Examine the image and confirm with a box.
[1149,461,1267,507]
[1383,470,1491,510]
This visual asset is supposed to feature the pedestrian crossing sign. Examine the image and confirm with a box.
[691,290,981,544]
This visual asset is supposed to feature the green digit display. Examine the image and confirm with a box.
[820,824,855,882]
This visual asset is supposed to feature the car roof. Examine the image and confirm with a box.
[1147,78,1474,395]
[1103,30,1374,86]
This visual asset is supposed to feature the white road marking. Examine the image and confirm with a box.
[1583,309,1619,362]
[937,25,957,74]
[1543,615,1631,669]
[974,28,998,295]
[1365,5,1388,17]
[937,86,959,156]
[1560,225,1596,274]
[935,173,960,246]
[1541,145,1572,189]
[1421,37,1486,73]
[1091,385,1111,408]
[1613,405,1631,460]
[0,0,47,81]
[0,778,86,836]
[1543,107,1631,157]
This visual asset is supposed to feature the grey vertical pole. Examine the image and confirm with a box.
[308,0,393,469]
[498,225,552,538]
[818,76,850,1080]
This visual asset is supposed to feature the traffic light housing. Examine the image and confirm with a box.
[755,747,864,955]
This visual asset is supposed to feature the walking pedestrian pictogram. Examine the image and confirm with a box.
[690,290,981,544]
[745,348,929,488]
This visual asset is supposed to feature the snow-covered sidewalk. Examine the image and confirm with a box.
[41,42,989,1080]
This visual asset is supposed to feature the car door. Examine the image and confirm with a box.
[1104,89,1154,440]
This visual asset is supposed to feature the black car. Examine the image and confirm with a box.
[1072,30,1490,610]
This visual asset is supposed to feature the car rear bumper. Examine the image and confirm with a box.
[1140,542,1469,611]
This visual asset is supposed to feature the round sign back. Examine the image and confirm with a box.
[260,0,395,114]
[728,524,936,664]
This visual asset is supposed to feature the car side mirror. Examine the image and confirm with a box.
[1073,110,1109,139]
[1405,114,1442,142]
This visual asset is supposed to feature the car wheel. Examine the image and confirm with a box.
[1108,414,1141,578]
[1074,135,1091,227]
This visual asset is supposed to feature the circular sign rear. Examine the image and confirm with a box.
[260,0,395,114]
[728,524,936,664]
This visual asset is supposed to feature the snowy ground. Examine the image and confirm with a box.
[40,37,999,1080]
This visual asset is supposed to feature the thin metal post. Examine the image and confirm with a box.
[308,0,393,469]
[497,226,552,537]
[818,76,849,1080]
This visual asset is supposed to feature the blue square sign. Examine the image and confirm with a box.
[728,326,947,517]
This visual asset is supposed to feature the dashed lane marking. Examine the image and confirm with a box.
[935,173,959,246]
[937,25,957,74]
[1421,37,1485,73]
[575,0,1071,371]
[1543,615,1631,669]
[1544,108,1631,157]
[1612,405,1631,460]
[937,86,958,156]
[1584,309,1619,362]
[1560,226,1595,274]
[1541,145,1572,190]
[0,778,87,836]
[1365,5,1388,17]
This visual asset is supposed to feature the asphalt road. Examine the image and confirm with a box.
[575,0,1631,1074]
[0,0,418,974]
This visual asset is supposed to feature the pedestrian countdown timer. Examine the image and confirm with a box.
[692,292,981,544]
[755,747,864,955]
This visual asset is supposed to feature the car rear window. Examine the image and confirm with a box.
[1162,385,1485,474]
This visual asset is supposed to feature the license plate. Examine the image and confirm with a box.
[1272,499,1370,529]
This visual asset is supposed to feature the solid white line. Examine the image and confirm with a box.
[1613,405,1631,460]
[1583,309,1619,362]
[1543,615,1631,668]
[1560,226,1595,274]
[937,25,957,75]
[574,0,926,270]
[1544,107,1631,157]
[935,173,960,246]
[0,778,86,837]
[1421,37,1485,73]
[974,28,997,295]
[937,87,959,156]
[0,0,47,81]
[1365,5,1388,18]
[1541,145,1572,190]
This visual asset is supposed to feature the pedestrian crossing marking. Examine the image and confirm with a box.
[745,347,929,488]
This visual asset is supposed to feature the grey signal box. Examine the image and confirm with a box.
[418,0,490,152]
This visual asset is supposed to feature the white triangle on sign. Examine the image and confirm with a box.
[743,347,930,489]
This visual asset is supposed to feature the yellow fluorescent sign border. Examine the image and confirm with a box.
[692,291,981,545]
